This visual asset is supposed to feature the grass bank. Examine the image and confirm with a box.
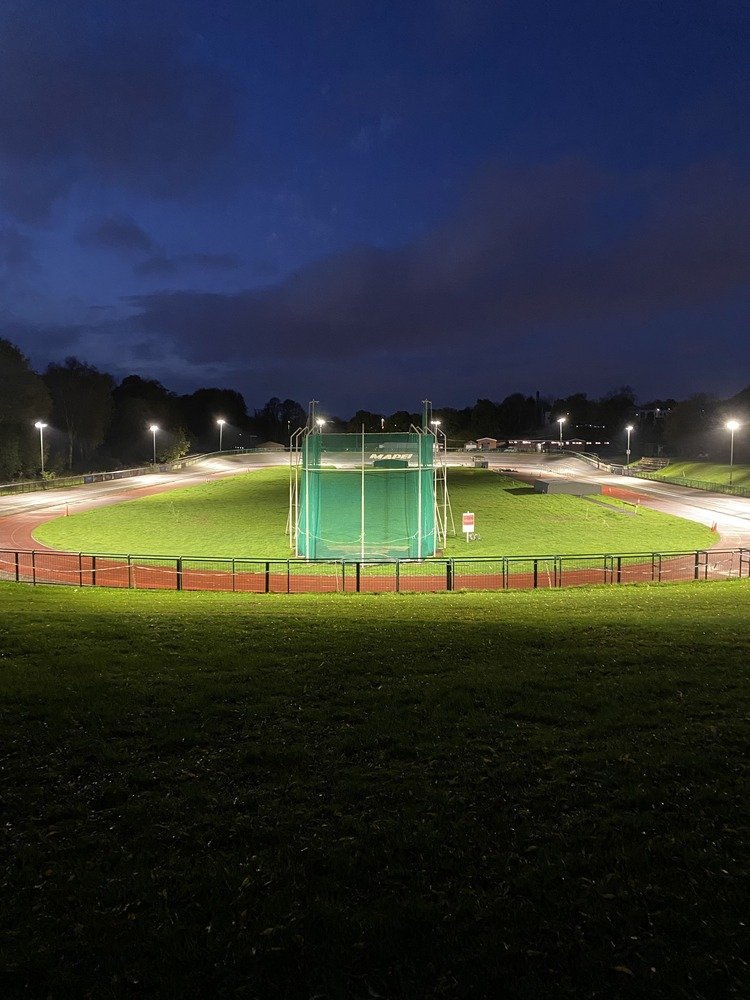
[639,460,750,488]
[1,581,747,998]
[33,467,716,559]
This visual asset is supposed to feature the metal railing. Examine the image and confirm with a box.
[630,471,750,498]
[1,547,747,595]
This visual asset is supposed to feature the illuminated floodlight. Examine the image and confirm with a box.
[217,417,226,451]
[34,421,47,476]
[557,416,566,446]
[625,424,634,466]
[149,424,159,465]
[726,420,740,485]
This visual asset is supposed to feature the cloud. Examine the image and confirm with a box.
[125,157,750,370]
[5,156,750,408]
[133,253,241,278]
[78,216,156,255]
[0,6,237,221]
[0,227,35,271]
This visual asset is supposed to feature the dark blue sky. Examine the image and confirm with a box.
[1,0,748,414]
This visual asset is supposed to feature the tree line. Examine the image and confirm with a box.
[0,337,747,481]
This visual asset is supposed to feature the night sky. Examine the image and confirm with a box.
[1,0,749,415]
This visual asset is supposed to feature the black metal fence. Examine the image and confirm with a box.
[630,471,750,498]
[1,547,748,595]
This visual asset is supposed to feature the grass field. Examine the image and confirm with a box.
[1,580,747,998]
[33,467,717,559]
[639,461,750,488]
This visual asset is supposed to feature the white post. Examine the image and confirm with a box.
[304,434,310,559]
[361,425,365,562]
[417,433,423,559]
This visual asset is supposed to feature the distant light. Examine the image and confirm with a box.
[626,424,634,432]
[316,418,326,427]
[726,420,740,431]
[34,421,47,429]
[149,424,159,433]
[217,418,226,426]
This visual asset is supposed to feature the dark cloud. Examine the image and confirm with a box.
[4,156,749,410]
[0,6,237,221]
[0,227,35,270]
[134,253,241,278]
[78,216,155,255]
[126,158,750,368]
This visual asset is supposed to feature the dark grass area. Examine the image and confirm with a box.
[1,581,748,999]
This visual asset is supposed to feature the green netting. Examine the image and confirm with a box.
[296,432,436,559]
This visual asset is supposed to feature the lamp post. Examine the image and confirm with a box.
[431,418,446,452]
[149,424,159,465]
[316,418,326,433]
[217,418,226,452]
[34,421,47,477]
[625,424,633,466]
[726,420,740,486]
[557,417,566,447]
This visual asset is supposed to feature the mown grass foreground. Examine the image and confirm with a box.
[33,467,717,558]
[1,581,748,999]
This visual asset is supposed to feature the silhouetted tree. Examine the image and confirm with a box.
[0,339,51,479]
[44,358,114,470]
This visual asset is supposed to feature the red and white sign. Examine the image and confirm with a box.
[462,511,475,534]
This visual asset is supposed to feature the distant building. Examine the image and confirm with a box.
[476,437,498,450]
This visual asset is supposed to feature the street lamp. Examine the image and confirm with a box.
[557,417,566,447]
[726,420,740,486]
[625,424,634,466]
[315,418,326,432]
[34,421,47,477]
[149,424,159,465]
[217,418,226,452]
[430,418,446,452]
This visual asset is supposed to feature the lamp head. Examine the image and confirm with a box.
[34,421,47,430]
[149,424,159,433]
[726,420,740,432]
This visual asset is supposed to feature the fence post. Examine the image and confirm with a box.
[356,561,361,593]
[91,555,96,586]
[232,558,236,593]
[14,550,19,582]
[78,552,83,588]
[265,561,270,594]
[533,558,538,589]
[176,558,183,591]
[31,550,36,585]
[128,555,133,589]
[286,560,290,594]
[616,555,622,584]
[556,556,562,588]
[694,551,700,581]
[446,560,453,591]
[503,557,508,590]
[396,560,400,593]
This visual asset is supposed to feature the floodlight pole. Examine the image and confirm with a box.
[217,418,225,452]
[34,421,47,477]
[625,424,633,466]
[726,420,740,486]
[361,424,366,563]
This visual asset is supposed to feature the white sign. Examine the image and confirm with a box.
[462,511,475,534]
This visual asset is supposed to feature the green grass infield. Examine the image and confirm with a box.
[1,580,748,998]
[32,467,717,559]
